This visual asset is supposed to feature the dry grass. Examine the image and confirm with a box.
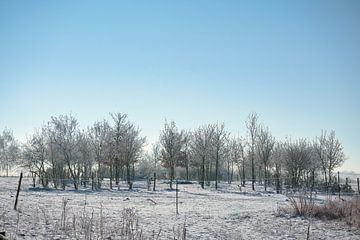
[54,198,186,240]
[312,196,360,228]
[282,193,360,229]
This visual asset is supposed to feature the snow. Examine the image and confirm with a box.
[0,177,359,239]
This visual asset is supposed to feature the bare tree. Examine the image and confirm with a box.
[191,124,215,189]
[246,112,259,190]
[45,122,65,189]
[77,129,94,187]
[159,121,185,189]
[90,120,111,189]
[151,142,161,170]
[110,113,128,186]
[231,137,246,186]
[0,129,20,176]
[122,122,145,189]
[314,130,345,190]
[323,131,345,186]
[182,131,191,181]
[212,123,229,189]
[271,142,284,193]
[282,138,312,188]
[49,114,81,190]
[22,127,49,187]
[149,142,161,191]
[256,126,275,191]
[228,137,242,184]
[313,130,328,186]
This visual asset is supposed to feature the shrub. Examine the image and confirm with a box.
[281,192,315,217]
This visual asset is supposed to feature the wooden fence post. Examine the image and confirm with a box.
[357,178,359,194]
[14,172,23,210]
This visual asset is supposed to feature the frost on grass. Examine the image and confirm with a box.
[0,177,359,240]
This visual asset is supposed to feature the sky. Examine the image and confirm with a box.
[0,1,359,172]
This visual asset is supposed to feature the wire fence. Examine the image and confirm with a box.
[3,171,359,198]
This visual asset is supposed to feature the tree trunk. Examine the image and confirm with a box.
[215,150,219,189]
[97,161,101,188]
[84,166,87,188]
[227,161,230,184]
[206,162,211,186]
[264,164,267,192]
[328,169,332,191]
[230,161,234,183]
[126,163,132,190]
[153,172,156,191]
[322,167,328,191]
[201,156,205,189]
[170,165,175,190]
[251,153,255,191]
[115,161,120,185]
[66,160,78,190]
[242,161,245,187]
[110,163,113,190]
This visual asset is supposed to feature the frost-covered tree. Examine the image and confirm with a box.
[282,138,312,188]
[77,129,94,187]
[110,113,128,186]
[191,124,215,189]
[159,120,185,189]
[151,142,161,175]
[122,122,145,189]
[256,126,275,191]
[314,130,345,188]
[90,120,111,188]
[49,114,81,190]
[182,131,192,181]
[245,112,259,190]
[211,123,229,189]
[0,129,20,176]
[271,142,284,193]
[323,130,345,186]
[229,137,245,185]
[22,127,49,187]
[313,130,328,185]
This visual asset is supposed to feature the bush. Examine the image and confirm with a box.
[285,192,315,217]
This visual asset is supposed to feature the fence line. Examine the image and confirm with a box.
[5,174,358,196]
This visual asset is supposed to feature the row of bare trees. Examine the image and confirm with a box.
[0,112,346,192]
[156,113,346,191]
[19,113,145,190]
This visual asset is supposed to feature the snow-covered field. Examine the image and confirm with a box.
[0,177,359,240]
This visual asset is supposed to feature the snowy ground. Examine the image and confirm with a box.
[0,177,359,240]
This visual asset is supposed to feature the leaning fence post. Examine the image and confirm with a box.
[14,172,23,211]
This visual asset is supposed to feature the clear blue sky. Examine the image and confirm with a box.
[0,1,359,172]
